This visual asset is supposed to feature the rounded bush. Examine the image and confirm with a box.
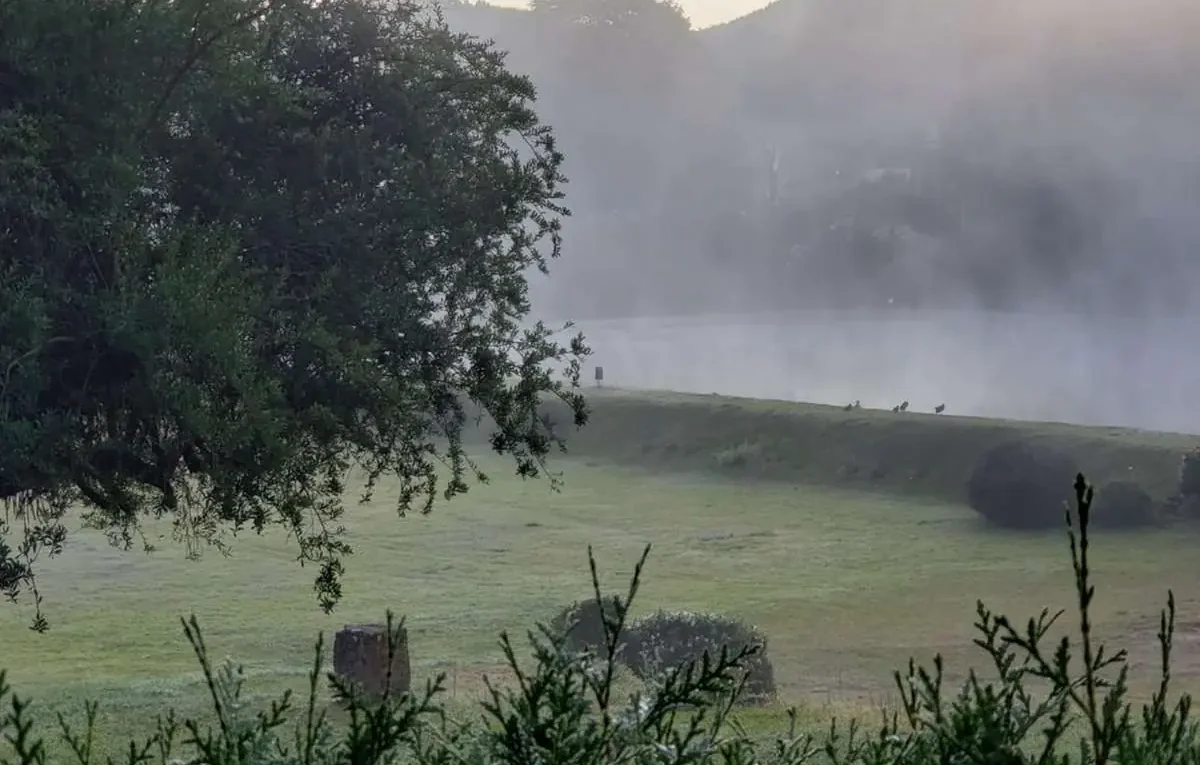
[966,441,1080,529]
[1091,480,1156,528]
[549,596,622,655]
[621,610,776,704]
[1179,449,1200,498]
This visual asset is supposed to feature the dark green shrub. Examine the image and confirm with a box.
[549,595,623,655]
[621,610,776,704]
[1180,448,1200,497]
[1091,480,1156,528]
[966,440,1080,528]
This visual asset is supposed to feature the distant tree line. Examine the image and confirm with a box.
[443,0,1200,318]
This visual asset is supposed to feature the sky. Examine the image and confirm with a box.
[492,0,773,27]
[673,0,771,27]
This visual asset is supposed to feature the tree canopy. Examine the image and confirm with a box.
[0,0,588,628]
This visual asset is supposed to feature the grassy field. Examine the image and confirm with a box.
[2,390,1199,757]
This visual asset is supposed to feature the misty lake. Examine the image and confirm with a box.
[574,309,1200,434]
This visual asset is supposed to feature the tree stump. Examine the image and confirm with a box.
[332,623,411,699]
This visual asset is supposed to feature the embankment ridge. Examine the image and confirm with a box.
[528,389,1196,505]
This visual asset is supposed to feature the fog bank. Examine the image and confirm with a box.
[575,310,1200,434]
[441,0,1200,431]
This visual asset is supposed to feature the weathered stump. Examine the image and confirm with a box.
[332,623,411,699]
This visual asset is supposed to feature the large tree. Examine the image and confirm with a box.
[0,0,588,628]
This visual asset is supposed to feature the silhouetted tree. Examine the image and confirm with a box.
[0,0,588,627]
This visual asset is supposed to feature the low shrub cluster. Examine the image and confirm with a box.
[4,475,1200,765]
[550,595,623,656]
[967,440,1082,528]
[1173,448,1200,520]
[1092,479,1156,528]
[967,441,1161,529]
[552,594,776,705]
[622,610,776,704]
[1181,448,1200,498]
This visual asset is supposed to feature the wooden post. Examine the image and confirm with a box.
[332,623,411,699]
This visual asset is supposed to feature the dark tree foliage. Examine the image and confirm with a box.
[0,0,588,627]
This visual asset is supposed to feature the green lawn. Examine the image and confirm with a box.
[1,457,1195,756]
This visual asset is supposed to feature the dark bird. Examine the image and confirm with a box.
[899,400,909,412]
[892,405,900,413]
[934,403,946,414]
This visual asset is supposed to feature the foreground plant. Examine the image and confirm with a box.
[1,473,1198,764]
[818,474,1199,765]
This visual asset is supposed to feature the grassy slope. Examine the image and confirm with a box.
[531,388,1196,508]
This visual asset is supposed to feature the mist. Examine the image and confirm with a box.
[441,0,1200,432]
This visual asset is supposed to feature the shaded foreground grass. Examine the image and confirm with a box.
[524,388,1197,507]
[2,458,1197,758]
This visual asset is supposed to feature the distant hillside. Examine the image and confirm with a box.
[697,0,1200,126]
[443,0,1200,132]
[434,0,1200,319]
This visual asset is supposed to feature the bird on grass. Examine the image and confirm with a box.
[843,400,862,411]
[934,403,946,414]
[899,400,909,412]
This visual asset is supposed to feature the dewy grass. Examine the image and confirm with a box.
[2,474,1199,765]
